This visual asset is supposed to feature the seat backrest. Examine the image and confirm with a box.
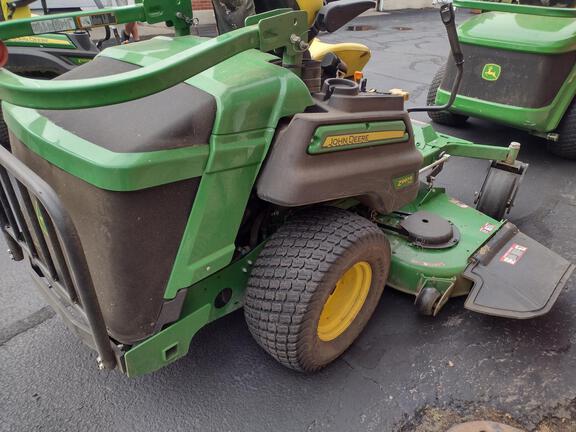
[313,0,375,33]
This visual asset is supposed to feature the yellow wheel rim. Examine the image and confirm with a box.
[317,261,372,342]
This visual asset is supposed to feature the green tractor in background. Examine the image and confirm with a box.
[428,0,576,159]
[0,0,113,148]
[0,0,572,377]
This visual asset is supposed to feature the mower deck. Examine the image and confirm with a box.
[380,185,574,319]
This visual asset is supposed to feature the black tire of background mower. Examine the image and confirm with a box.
[244,207,391,372]
[0,105,10,150]
[426,64,469,127]
[549,100,576,159]
[475,168,517,221]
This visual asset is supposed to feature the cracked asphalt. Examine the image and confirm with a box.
[1,9,575,432]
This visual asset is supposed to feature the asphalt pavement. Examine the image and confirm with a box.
[1,8,575,432]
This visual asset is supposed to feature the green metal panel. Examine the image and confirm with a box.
[435,59,576,132]
[307,121,408,154]
[2,103,210,191]
[412,122,512,165]
[124,245,263,377]
[454,0,576,18]
[164,129,274,297]
[457,12,576,54]
[163,54,314,295]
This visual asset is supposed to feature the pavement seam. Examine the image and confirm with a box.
[0,306,55,346]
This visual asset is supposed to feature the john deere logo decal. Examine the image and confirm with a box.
[482,64,501,81]
[322,130,405,149]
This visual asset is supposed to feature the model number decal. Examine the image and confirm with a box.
[499,243,527,265]
[393,173,415,190]
[31,17,76,34]
[322,130,405,149]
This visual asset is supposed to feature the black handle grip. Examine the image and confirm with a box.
[440,3,464,65]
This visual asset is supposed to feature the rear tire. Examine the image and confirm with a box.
[244,207,391,372]
[427,64,469,127]
[549,100,576,159]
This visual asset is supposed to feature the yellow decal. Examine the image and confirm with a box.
[9,36,73,47]
[323,130,405,149]
[393,173,415,190]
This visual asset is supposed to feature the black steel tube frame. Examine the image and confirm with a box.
[0,145,117,370]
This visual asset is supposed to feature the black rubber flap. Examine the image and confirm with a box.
[464,223,574,319]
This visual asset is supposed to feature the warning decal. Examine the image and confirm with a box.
[499,243,527,265]
[31,17,76,34]
[480,223,495,234]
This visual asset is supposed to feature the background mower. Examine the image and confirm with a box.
[0,0,125,149]
[0,0,572,377]
[428,0,576,159]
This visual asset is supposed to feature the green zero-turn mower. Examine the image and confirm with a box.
[0,0,573,377]
[428,0,576,159]
[0,0,103,149]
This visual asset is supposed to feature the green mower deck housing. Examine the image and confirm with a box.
[0,1,572,376]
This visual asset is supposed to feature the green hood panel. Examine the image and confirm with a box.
[459,12,576,54]
[6,35,313,191]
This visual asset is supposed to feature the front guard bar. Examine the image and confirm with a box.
[0,145,117,369]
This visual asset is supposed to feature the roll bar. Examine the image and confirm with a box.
[0,5,308,109]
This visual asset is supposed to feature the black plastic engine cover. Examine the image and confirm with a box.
[257,98,422,214]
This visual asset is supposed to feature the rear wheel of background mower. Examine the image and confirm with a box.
[427,64,469,127]
[244,207,391,372]
[549,99,576,159]
[476,168,518,221]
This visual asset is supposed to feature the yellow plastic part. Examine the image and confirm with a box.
[309,38,371,77]
[1,0,32,21]
[317,261,372,342]
[295,0,323,26]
